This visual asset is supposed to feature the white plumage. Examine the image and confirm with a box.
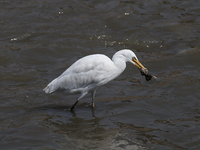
[44,49,146,112]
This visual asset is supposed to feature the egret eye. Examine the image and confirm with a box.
[132,57,136,61]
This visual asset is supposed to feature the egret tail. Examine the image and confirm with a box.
[43,78,60,93]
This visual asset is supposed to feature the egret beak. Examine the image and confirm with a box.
[133,58,146,70]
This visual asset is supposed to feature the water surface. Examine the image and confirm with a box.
[0,0,200,149]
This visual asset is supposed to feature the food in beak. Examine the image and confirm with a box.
[140,68,157,81]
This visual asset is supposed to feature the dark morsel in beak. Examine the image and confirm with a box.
[140,68,157,81]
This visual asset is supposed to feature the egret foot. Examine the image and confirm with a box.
[70,100,79,112]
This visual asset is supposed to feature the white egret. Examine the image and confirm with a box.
[43,49,156,112]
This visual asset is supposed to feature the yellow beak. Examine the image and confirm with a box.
[133,58,146,70]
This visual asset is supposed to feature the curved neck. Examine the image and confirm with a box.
[98,54,127,86]
[112,56,126,77]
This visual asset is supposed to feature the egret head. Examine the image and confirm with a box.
[112,49,147,71]
[123,50,156,81]
[118,49,146,70]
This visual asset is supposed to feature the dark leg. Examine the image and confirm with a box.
[70,92,88,112]
[70,100,79,112]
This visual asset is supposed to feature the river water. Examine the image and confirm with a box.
[0,0,200,149]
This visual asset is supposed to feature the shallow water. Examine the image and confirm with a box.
[0,0,200,149]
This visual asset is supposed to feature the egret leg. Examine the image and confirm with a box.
[70,92,88,112]
[91,89,96,108]
[70,100,79,112]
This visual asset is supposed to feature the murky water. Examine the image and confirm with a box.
[1,0,200,149]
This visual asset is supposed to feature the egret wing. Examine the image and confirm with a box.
[44,54,115,93]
